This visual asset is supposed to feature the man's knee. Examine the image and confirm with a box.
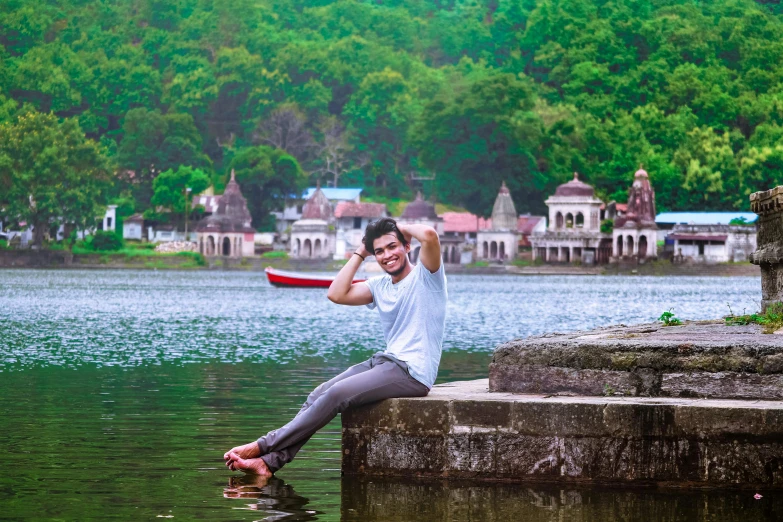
[320,382,356,413]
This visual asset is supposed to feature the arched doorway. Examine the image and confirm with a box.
[199,237,204,254]
[295,238,301,256]
[222,237,231,256]
[576,213,584,228]
[303,239,312,258]
[314,238,322,257]
[556,212,564,229]
[616,236,623,257]
[482,241,488,258]
[412,246,421,263]
[638,235,648,259]
[207,236,215,256]
[566,213,574,228]
[627,235,634,256]
[490,241,498,258]
[499,242,505,259]
[451,246,458,264]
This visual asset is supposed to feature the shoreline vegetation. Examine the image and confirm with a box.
[0,247,760,277]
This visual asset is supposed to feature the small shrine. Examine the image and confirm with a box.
[477,182,519,261]
[612,166,658,259]
[195,170,256,257]
[290,184,335,259]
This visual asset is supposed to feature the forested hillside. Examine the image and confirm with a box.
[2,0,783,222]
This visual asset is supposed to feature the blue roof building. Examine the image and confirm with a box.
[302,187,362,202]
[655,212,757,227]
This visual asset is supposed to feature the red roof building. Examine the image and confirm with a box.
[334,202,387,219]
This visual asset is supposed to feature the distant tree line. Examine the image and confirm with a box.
[2,0,783,238]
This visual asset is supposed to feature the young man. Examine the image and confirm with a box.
[224,217,447,476]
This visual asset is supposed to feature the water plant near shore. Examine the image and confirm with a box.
[658,309,682,326]
[725,303,783,333]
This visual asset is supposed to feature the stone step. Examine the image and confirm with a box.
[342,378,783,487]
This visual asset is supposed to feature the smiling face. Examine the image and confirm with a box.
[372,232,410,277]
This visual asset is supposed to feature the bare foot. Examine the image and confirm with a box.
[223,441,261,464]
[227,452,273,477]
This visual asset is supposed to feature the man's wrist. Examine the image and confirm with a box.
[353,251,365,261]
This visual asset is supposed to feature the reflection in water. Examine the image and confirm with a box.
[340,475,781,522]
[224,475,320,521]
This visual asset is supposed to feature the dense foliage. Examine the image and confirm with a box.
[0,112,111,245]
[2,0,783,220]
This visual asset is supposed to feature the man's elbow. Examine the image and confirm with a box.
[422,227,439,244]
[327,289,343,304]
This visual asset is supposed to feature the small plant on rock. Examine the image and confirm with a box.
[725,302,783,333]
[659,309,682,326]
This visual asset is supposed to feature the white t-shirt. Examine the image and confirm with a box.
[363,262,447,388]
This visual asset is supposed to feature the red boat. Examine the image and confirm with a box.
[264,266,366,288]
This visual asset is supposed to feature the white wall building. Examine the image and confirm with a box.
[123,214,144,240]
[290,186,335,259]
[531,173,612,264]
[333,201,387,259]
[273,187,363,237]
[668,225,757,263]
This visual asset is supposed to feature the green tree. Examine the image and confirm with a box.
[116,108,211,207]
[147,166,210,226]
[0,111,111,247]
[229,146,307,231]
[415,72,543,215]
[344,67,423,195]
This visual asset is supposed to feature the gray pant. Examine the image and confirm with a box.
[257,353,429,472]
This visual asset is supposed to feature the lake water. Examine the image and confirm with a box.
[1,269,778,520]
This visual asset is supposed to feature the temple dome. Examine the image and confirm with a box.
[301,185,333,221]
[491,182,518,231]
[554,172,595,197]
[401,192,438,220]
[195,170,255,233]
[617,165,657,227]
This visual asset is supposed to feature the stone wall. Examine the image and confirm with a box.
[342,379,783,488]
[0,249,73,267]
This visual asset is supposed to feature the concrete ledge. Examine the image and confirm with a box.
[490,321,783,399]
[342,379,783,488]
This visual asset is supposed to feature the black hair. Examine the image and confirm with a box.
[363,217,408,253]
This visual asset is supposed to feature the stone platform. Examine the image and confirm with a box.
[341,379,783,488]
[490,321,783,399]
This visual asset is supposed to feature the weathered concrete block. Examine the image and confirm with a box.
[342,379,783,488]
[511,402,609,437]
[490,321,783,399]
[447,429,497,473]
[662,372,783,399]
[451,400,511,428]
